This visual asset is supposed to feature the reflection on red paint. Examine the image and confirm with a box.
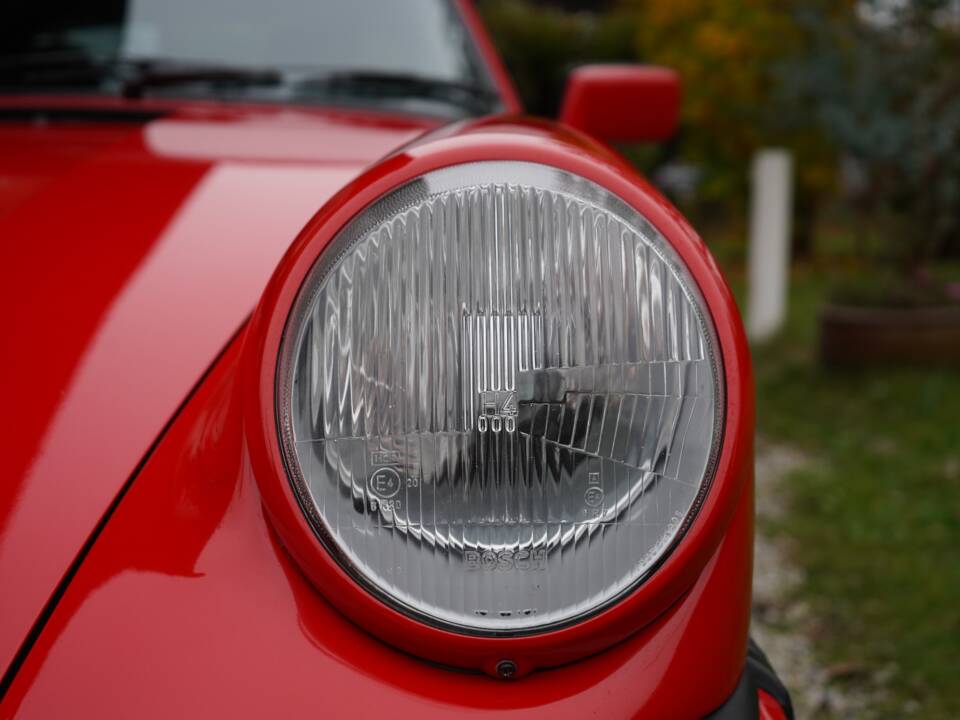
[0,101,436,679]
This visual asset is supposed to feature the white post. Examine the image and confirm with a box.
[747,148,794,342]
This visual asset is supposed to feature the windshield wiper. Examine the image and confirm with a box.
[0,50,110,88]
[292,70,500,114]
[116,60,283,99]
[1,55,500,115]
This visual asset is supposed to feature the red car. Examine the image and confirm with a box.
[0,2,792,718]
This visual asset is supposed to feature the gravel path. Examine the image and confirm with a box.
[751,441,895,719]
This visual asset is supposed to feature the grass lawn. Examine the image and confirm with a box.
[744,265,960,717]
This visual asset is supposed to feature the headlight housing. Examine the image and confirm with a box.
[275,161,724,636]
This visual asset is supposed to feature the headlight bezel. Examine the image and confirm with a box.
[243,123,752,677]
[276,161,725,637]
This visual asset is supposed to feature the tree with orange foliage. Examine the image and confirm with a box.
[630,0,845,248]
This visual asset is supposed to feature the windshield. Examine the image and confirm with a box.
[0,0,501,117]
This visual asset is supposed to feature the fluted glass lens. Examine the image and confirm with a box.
[277,162,723,634]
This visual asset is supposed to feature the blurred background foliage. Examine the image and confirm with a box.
[789,0,960,273]
[479,0,960,275]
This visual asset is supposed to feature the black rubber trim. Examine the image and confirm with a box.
[0,323,245,702]
[705,666,759,720]
[0,106,167,124]
[704,638,795,719]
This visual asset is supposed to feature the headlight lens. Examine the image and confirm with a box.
[277,162,723,635]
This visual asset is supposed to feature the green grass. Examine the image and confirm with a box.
[745,266,960,717]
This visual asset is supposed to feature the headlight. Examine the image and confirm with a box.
[276,161,723,635]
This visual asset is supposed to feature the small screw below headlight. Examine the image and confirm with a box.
[496,660,518,679]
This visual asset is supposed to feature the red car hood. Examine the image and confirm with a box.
[0,100,437,678]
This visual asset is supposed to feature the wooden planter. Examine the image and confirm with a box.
[820,304,960,367]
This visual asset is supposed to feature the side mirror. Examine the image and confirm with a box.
[559,64,681,144]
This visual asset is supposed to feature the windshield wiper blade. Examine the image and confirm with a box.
[117,60,283,99]
[294,70,500,113]
[0,50,109,87]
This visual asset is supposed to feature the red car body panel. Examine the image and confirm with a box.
[0,99,438,681]
[1,331,753,719]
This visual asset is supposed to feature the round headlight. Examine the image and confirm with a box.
[276,161,723,635]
